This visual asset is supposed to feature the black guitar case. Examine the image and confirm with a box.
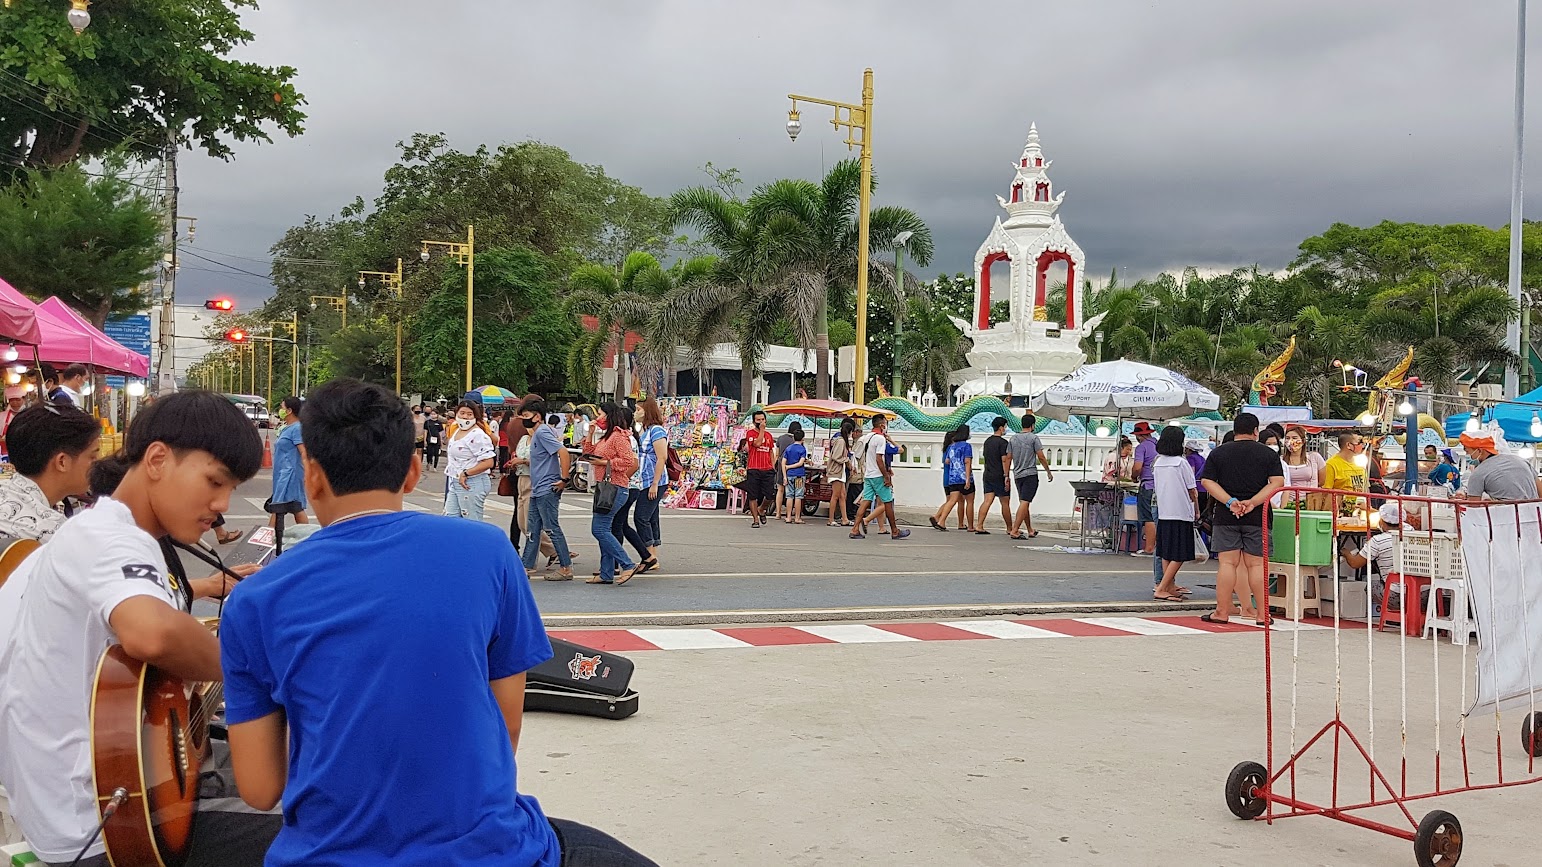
[524,637,639,720]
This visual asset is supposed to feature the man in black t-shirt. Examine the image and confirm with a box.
[1199,412,1284,626]
[974,416,1013,533]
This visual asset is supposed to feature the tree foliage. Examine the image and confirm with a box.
[0,163,163,326]
[0,0,304,167]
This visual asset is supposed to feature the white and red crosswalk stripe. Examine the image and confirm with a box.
[548,615,1358,652]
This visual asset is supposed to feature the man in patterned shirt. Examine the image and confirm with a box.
[0,403,99,541]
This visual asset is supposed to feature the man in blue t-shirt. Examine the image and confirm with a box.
[220,378,655,867]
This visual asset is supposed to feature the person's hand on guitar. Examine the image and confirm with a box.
[192,562,260,601]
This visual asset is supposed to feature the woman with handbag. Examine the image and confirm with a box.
[629,397,670,573]
[586,401,641,585]
[506,401,561,564]
[443,400,497,522]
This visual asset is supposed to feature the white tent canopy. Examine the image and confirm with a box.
[670,343,830,374]
[1032,359,1221,421]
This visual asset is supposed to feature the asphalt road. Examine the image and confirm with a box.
[216,469,1218,623]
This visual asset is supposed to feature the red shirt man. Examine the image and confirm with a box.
[739,410,778,527]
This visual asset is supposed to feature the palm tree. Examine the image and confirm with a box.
[739,159,933,399]
[565,252,671,395]
[897,299,970,395]
[1362,284,1518,416]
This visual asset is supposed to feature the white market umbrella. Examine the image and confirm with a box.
[1032,359,1221,422]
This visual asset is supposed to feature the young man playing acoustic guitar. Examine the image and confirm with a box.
[0,391,277,867]
[220,378,656,866]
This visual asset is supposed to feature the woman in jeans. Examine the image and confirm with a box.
[629,397,669,574]
[443,400,496,522]
[604,405,651,575]
[586,402,641,585]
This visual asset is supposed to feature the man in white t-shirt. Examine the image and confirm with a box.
[848,415,910,541]
[0,391,277,867]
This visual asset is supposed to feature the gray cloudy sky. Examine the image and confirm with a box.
[178,0,1542,307]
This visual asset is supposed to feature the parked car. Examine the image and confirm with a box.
[242,403,272,429]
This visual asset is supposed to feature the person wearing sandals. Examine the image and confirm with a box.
[974,416,1013,534]
[1198,412,1285,626]
[1008,412,1053,540]
[1152,425,1198,602]
[781,427,809,524]
[586,402,640,585]
[607,405,652,575]
[825,418,855,527]
[849,414,910,541]
[630,398,669,574]
[931,425,974,532]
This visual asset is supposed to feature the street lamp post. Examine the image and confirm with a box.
[421,226,475,393]
[891,230,913,398]
[788,69,874,404]
[359,258,406,394]
[269,313,299,397]
[310,293,346,328]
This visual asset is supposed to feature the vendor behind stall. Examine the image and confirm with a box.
[1454,428,1541,502]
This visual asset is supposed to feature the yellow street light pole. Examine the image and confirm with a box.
[788,68,874,404]
[310,294,346,328]
[421,225,475,392]
[270,314,299,396]
[359,257,406,394]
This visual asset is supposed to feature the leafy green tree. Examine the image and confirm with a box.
[897,299,969,395]
[565,252,670,394]
[0,0,304,167]
[407,245,573,397]
[0,164,162,326]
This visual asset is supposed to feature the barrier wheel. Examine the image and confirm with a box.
[1414,810,1462,867]
[1224,761,1268,820]
[801,499,819,517]
[1523,712,1542,759]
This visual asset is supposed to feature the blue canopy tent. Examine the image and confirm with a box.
[1444,384,1542,443]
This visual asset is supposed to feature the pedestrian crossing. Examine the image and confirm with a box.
[548,615,1348,652]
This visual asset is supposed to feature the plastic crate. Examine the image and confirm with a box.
[1393,533,1466,580]
[1269,510,1335,565]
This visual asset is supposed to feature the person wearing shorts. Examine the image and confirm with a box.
[975,417,1013,534]
[738,411,778,528]
[850,415,909,540]
[1008,413,1053,539]
[1130,421,1159,554]
[1198,412,1284,626]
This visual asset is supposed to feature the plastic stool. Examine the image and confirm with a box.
[727,488,747,515]
[1422,577,1473,645]
[1378,573,1430,637]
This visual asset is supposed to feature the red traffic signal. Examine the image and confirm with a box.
[205,298,235,311]
[225,329,248,343]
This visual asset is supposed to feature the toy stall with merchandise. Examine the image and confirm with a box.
[659,396,745,509]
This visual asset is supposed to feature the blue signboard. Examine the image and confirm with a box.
[103,314,152,388]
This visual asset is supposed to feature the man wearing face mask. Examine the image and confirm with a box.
[1454,429,1541,502]
[1323,432,1367,508]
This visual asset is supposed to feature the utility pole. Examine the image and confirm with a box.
[1506,0,1528,398]
[154,134,178,393]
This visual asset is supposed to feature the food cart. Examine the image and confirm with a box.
[762,399,897,517]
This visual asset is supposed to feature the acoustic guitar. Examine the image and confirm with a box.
[0,536,39,589]
[90,631,223,867]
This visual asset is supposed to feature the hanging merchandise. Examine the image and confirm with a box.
[658,396,744,509]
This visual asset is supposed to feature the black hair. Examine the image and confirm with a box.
[1118,436,1132,450]
[124,390,262,481]
[547,414,561,426]
[455,399,485,424]
[1232,412,1261,436]
[789,422,804,435]
[1157,425,1185,457]
[992,416,1008,431]
[300,378,416,496]
[62,363,88,381]
[793,428,804,442]
[280,395,303,417]
[6,403,100,476]
[953,424,971,443]
[752,410,767,421]
[1264,422,1286,441]
[523,398,548,419]
[598,401,627,441]
[1222,430,1238,444]
[1021,412,1036,430]
[1337,431,1359,448]
[838,417,856,445]
[89,452,132,498]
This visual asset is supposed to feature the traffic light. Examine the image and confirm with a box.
[205,298,234,311]
[225,328,248,343]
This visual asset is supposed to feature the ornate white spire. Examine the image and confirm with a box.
[997,121,1064,229]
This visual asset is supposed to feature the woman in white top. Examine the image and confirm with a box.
[1152,427,1198,602]
[443,400,497,522]
[1277,424,1325,505]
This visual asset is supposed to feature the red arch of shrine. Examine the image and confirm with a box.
[977,250,1079,331]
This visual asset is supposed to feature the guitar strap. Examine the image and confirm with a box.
[158,536,194,611]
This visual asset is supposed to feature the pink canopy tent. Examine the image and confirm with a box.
[38,297,149,377]
[0,278,42,345]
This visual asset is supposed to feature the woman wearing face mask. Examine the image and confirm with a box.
[265,395,309,531]
[444,400,497,522]
[585,401,641,585]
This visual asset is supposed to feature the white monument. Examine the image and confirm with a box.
[949,124,1104,403]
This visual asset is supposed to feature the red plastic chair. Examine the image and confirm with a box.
[1378,572,1430,637]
